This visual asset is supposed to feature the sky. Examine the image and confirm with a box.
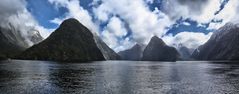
[1,0,239,52]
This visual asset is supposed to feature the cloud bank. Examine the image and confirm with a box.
[46,0,239,52]
[162,0,239,29]
[0,0,236,52]
[0,0,51,45]
[163,32,213,49]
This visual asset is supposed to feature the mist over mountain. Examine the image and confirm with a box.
[94,36,121,60]
[18,18,105,62]
[0,24,43,59]
[192,23,239,60]
[177,44,194,60]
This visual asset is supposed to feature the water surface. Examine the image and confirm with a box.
[0,60,239,94]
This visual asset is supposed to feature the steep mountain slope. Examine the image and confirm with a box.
[0,24,43,59]
[142,36,180,61]
[118,44,144,61]
[192,23,239,60]
[18,18,105,62]
[94,36,120,60]
[177,45,193,60]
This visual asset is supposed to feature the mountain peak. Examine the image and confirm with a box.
[58,18,87,33]
[18,18,105,62]
[151,35,160,40]
[118,43,143,61]
[132,43,141,49]
[62,18,80,24]
[149,36,166,46]
[142,36,180,61]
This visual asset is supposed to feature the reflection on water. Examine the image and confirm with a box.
[0,60,239,94]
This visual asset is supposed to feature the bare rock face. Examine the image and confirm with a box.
[0,24,43,59]
[18,18,105,62]
[94,36,120,60]
[118,44,144,61]
[142,36,180,61]
[192,23,239,60]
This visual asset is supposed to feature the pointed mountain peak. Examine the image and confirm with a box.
[58,18,86,30]
[62,18,80,24]
[150,35,166,46]
[50,18,92,38]
[18,18,105,62]
[151,35,160,40]
[133,43,141,48]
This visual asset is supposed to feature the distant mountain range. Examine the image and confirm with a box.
[118,44,144,61]
[177,45,194,60]
[119,36,180,61]
[1,18,239,62]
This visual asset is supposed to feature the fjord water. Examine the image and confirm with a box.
[0,60,239,94]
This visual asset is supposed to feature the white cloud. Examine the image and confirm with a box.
[162,0,239,30]
[92,4,111,22]
[182,22,190,26]
[115,37,135,52]
[0,0,51,45]
[49,0,99,35]
[208,0,239,30]
[101,29,118,48]
[92,0,220,51]
[191,0,221,23]
[93,0,173,48]
[49,0,174,51]
[50,18,63,25]
[163,32,213,49]
[101,16,131,52]
[48,0,239,52]
[106,16,127,37]
[162,0,221,23]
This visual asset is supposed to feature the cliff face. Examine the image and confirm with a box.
[0,25,43,59]
[94,36,120,60]
[18,18,105,62]
[118,44,144,61]
[192,23,239,60]
[142,36,180,61]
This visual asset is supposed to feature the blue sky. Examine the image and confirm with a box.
[1,0,238,52]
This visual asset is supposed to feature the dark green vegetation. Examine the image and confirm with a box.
[18,18,105,62]
[142,36,180,61]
